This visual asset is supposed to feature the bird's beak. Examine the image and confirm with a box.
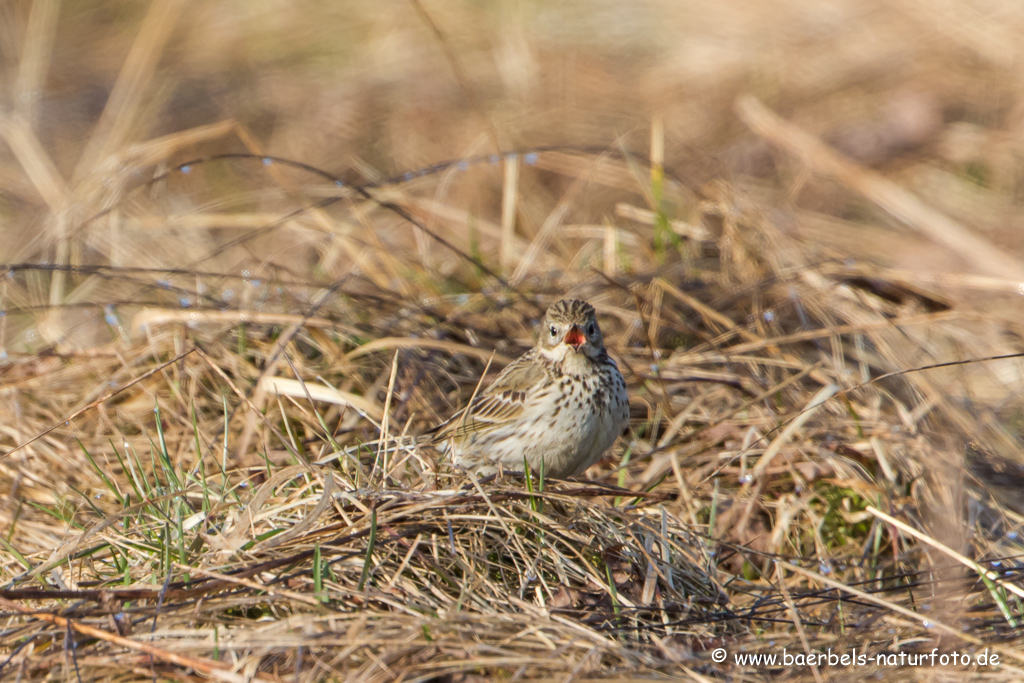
[563,324,585,352]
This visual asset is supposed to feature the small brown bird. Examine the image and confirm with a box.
[430,299,629,479]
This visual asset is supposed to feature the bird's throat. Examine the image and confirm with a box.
[558,346,597,376]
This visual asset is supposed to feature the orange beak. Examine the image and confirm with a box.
[563,324,585,351]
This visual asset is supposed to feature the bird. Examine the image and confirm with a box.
[428,298,629,479]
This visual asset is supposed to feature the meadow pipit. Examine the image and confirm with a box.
[430,299,629,479]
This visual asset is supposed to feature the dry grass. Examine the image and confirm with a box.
[4,1,1024,681]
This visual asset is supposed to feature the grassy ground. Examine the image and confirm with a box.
[4,1,1024,681]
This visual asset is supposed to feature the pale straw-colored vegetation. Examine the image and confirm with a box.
[3,1,1024,681]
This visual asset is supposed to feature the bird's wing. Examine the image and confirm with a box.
[429,351,547,441]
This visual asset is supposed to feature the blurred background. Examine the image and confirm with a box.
[4,0,1024,314]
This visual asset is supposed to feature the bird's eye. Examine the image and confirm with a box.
[549,325,558,336]
[587,323,596,336]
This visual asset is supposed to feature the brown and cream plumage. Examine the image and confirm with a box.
[430,299,629,478]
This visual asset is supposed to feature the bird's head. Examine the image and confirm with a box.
[538,299,605,361]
